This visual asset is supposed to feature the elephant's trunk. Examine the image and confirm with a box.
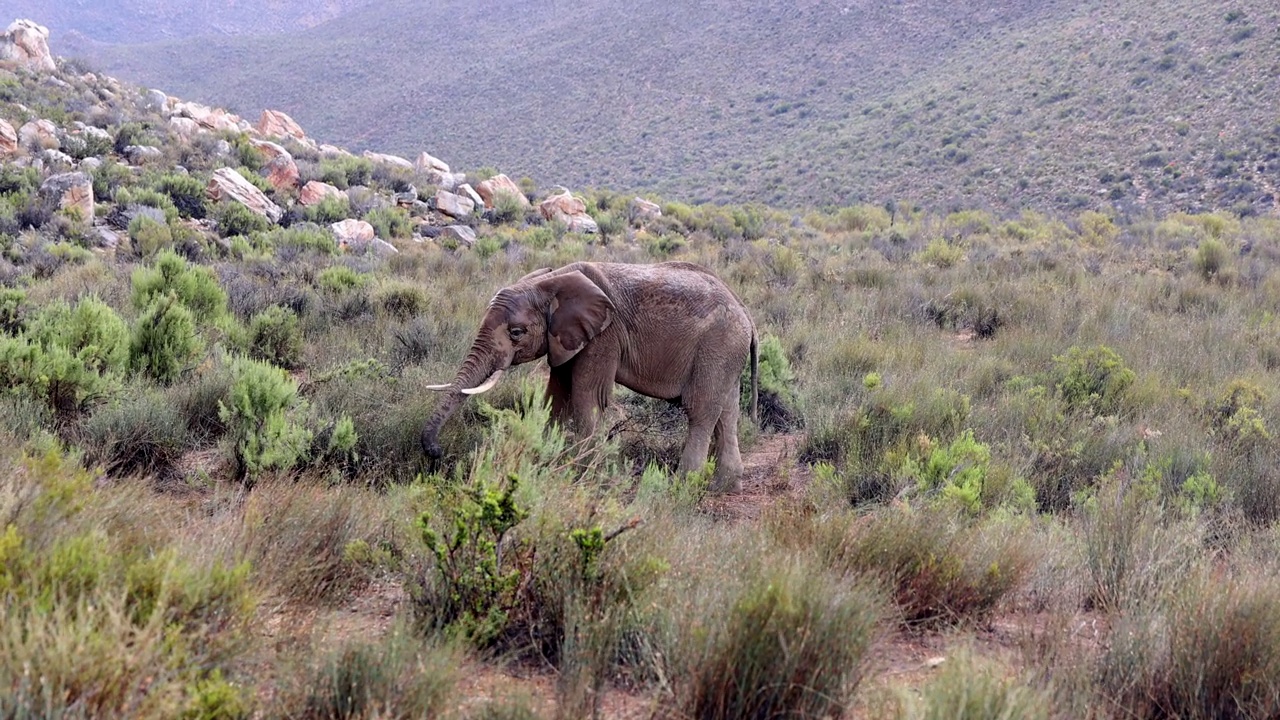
[421,330,509,460]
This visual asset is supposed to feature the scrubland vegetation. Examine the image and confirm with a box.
[7,64,1280,719]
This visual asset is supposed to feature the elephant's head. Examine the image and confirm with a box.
[420,268,614,460]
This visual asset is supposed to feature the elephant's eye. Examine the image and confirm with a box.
[509,326,527,340]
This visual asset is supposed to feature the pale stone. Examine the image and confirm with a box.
[0,118,16,155]
[434,189,474,219]
[18,119,58,150]
[206,167,282,223]
[256,109,307,142]
[539,190,598,234]
[298,180,345,207]
[40,172,94,221]
[414,152,450,174]
[330,218,376,251]
[441,225,477,247]
[362,150,414,170]
[0,20,55,72]
[475,174,530,209]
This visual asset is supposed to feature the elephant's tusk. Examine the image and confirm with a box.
[461,369,505,395]
[424,383,454,391]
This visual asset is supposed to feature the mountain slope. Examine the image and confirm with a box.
[68,0,1280,214]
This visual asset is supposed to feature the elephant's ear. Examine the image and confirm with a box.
[542,271,614,366]
[518,267,553,283]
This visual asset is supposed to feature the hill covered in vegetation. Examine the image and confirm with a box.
[67,0,1280,215]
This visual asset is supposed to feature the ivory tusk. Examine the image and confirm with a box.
[461,369,505,395]
[424,383,453,391]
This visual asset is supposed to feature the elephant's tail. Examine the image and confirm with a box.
[750,329,759,426]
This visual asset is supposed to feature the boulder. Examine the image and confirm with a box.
[0,119,16,154]
[168,117,200,138]
[414,152,450,174]
[367,238,399,256]
[79,157,102,171]
[539,190,598,234]
[630,197,663,224]
[107,203,167,231]
[39,172,94,221]
[173,101,247,133]
[330,218,375,250]
[441,225,477,247]
[18,119,58,150]
[299,180,344,207]
[143,89,171,112]
[458,184,485,209]
[256,109,307,142]
[421,169,460,192]
[41,149,74,168]
[71,122,112,145]
[206,167,282,223]
[0,20,55,72]
[362,150,414,170]
[249,139,290,162]
[263,154,300,192]
[124,145,164,165]
[475,174,530,209]
[318,144,349,157]
[434,189,474,219]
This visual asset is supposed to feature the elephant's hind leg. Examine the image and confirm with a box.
[710,385,744,493]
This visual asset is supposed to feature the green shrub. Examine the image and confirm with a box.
[155,173,208,220]
[375,281,427,320]
[896,648,1055,720]
[676,560,883,720]
[128,214,174,257]
[218,355,311,479]
[1194,237,1231,281]
[115,187,179,224]
[317,265,370,294]
[130,294,205,384]
[303,195,351,224]
[83,384,189,478]
[318,156,374,190]
[916,238,965,268]
[212,202,270,238]
[247,305,303,370]
[365,206,412,240]
[0,288,25,334]
[26,296,130,375]
[183,669,250,720]
[132,249,230,327]
[264,223,337,255]
[490,191,526,224]
[1053,344,1135,416]
[745,333,800,430]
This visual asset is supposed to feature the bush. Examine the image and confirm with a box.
[894,648,1056,720]
[132,249,229,327]
[212,202,270,238]
[675,560,883,720]
[375,281,426,320]
[1053,344,1135,416]
[263,223,337,255]
[365,206,412,240]
[218,355,311,479]
[82,385,189,478]
[303,195,351,224]
[317,265,370,294]
[26,296,129,375]
[155,173,208,220]
[128,214,174,257]
[746,333,801,430]
[1194,237,1231,281]
[130,294,204,384]
[247,305,303,370]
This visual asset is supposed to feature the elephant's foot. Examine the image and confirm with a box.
[709,457,744,494]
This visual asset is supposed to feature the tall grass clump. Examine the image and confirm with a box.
[885,648,1056,720]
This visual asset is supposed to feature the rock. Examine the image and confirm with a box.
[124,145,164,165]
[414,152,450,174]
[394,189,418,206]
[256,110,307,142]
[107,203,167,231]
[630,197,663,224]
[0,20,55,72]
[71,122,112,145]
[173,101,247,133]
[0,119,16,155]
[441,225,477,247]
[249,139,290,162]
[168,117,200,138]
[330,218,376,251]
[206,167,282,223]
[41,149,74,168]
[79,157,102,171]
[475,174,530,209]
[539,190,598,234]
[299,180,345,207]
[346,185,388,215]
[368,238,399,256]
[263,153,300,192]
[434,189,475,219]
[18,119,58,150]
[458,184,485,209]
[143,88,171,112]
[420,169,460,192]
[408,200,433,217]
[318,144,349,157]
[93,226,122,250]
[39,172,94,221]
[362,150,414,170]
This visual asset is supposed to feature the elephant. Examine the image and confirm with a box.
[421,260,758,492]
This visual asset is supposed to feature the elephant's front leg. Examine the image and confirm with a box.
[567,341,620,436]
[546,365,573,427]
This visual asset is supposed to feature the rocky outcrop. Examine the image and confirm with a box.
[415,152,450,174]
[434,189,474,219]
[539,190,599,234]
[458,184,484,209]
[124,145,163,165]
[173,101,249,134]
[362,150,413,170]
[0,119,16,155]
[264,154,300,192]
[18,119,58,150]
[330,218,397,256]
[299,181,344,206]
[168,117,200,138]
[441,225,477,247]
[630,197,662,224]
[39,172,94,221]
[475,174,530,209]
[206,167,282,223]
[1,20,55,73]
[256,110,308,142]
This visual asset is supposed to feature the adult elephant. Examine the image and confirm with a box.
[421,261,758,492]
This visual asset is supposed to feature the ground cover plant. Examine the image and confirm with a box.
[5,58,1280,718]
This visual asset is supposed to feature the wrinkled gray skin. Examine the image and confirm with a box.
[422,261,758,491]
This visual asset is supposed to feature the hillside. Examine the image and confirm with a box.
[7,0,373,44]
[67,0,1280,215]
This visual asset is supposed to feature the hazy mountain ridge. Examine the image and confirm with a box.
[64,0,1280,214]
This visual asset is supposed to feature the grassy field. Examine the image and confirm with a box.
[5,59,1280,718]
